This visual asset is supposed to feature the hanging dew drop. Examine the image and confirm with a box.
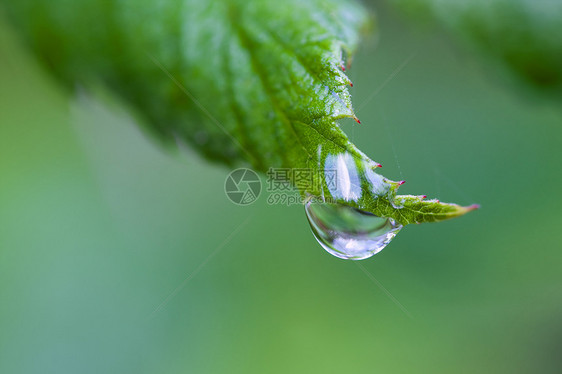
[305,198,403,260]
[307,148,404,259]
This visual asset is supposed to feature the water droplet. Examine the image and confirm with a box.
[318,150,393,205]
[305,198,402,260]
[324,152,362,201]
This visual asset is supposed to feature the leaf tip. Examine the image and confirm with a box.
[465,203,481,211]
[449,202,481,219]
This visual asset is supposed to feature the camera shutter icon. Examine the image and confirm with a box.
[225,168,261,205]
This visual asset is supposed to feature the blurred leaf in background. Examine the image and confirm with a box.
[387,0,562,94]
[1,1,562,374]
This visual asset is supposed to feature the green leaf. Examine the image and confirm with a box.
[1,0,477,225]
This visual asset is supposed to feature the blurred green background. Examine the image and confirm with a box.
[1,2,562,373]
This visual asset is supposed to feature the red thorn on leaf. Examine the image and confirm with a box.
[421,195,427,199]
[340,64,346,72]
[467,204,481,210]
[398,180,406,186]
[376,163,382,168]
[349,82,353,87]
[354,117,361,124]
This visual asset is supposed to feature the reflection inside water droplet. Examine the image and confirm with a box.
[305,198,403,260]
